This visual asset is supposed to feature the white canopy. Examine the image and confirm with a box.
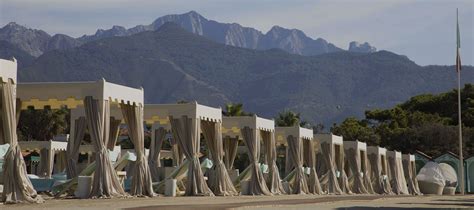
[275,126,313,146]
[222,115,274,138]
[0,58,17,84]
[19,140,67,152]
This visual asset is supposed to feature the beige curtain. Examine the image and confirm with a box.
[39,148,54,178]
[107,117,121,150]
[55,151,67,173]
[387,155,409,195]
[368,153,392,194]
[338,145,352,194]
[403,158,422,195]
[286,135,309,194]
[201,121,237,196]
[362,151,375,194]
[121,103,154,197]
[285,146,294,176]
[66,117,86,179]
[303,139,322,194]
[345,148,367,194]
[261,131,286,194]
[171,132,185,166]
[1,80,43,204]
[223,137,238,169]
[149,127,166,182]
[170,116,213,196]
[319,142,342,194]
[84,96,125,198]
[241,126,271,195]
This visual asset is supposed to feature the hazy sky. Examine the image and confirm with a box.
[1,0,472,66]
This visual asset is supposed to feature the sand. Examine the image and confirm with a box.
[1,194,473,210]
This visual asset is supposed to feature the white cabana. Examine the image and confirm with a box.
[18,140,68,177]
[144,102,236,196]
[402,154,422,195]
[222,115,280,195]
[343,140,373,194]
[18,79,153,197]
[314,134,350,194]
[367,146,392,194]
[0,58,43,204]
[275,126,313,194]
[387,150,409,195]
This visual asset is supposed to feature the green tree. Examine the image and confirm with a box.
[223,103,252,116]
[18,106,69,141]
[275,110,300,127]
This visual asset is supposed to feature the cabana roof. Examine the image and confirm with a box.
[0,58,17,83]
[434,151,465,162]
[343,140,367,151]
[18,140,67,152]
[367,146,387,155]
[144,102,222,128]
[415,150,432,160]
[314,133,343,146]
[222,115,274,138]
[17,79,144,110]
[275,126,313,145]
[387,150,402,159]
[402,154,415,162]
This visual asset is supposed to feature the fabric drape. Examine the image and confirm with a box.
[54,151,67,173]
[368,153,392,194]
[402,158,422,195]
[121,103,154,197]
[338,146,352,194]
[201,121,237,196]
[170,116,213,196]
[345,148,368,194]
[84,96,125,198]
[303,139,322,194]
[107,117,121,151]
[170,133,185,166]
[66,117,86,179]
[319,142,342,194]
[286,135,309,194]
[261,131,286,194]
[223,137,238,170]
[39,148,54,178]
[149,127,166,182]
[387,155,409,195]
[1,80,43,204]
[362,151,375,194]
[285,146,294,176]
[241,127,271,195]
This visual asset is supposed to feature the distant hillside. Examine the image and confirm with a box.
[18,23,474,125]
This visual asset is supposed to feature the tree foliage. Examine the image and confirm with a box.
[18,106,69,141]
[331,84,474,158]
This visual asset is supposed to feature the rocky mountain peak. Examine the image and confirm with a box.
[348,41,377,53]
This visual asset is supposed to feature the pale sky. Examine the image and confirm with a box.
[0,0,472,66]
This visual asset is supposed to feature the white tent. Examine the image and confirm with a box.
[222,115,278,195]
[387,150,409,195]
[315,134,350,194]
[343,140,373,194]
[144,102,236,196]
[18,140,68,177]
[402,154,422,195]
[0,58,43,204]
[275,126,314,194]
[367,146,392,194]
[18,79,153,197]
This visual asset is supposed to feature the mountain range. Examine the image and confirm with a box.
[0,11,375,59]
[15,23,474,126]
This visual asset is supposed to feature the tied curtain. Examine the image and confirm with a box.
[345,148,368,194]
[387,154,409,195]
[223,137,238,170]
[107,117,121,151]
[149,127,166,182]
[39,148,54,178]
[261,131,286,195]
[402,158,422,195]
[170,116,213,196]
[54,151,67,174]
[171,132,185,167]
[201,121,237,196]
[121,103,154,197]
[319,142,342,194]
[1,80,43,204]
[66,117,86,179]
[285,147,294,176]
[286,135,309,194]
[368,153,392,194]
[84,96,125,198]
[362,151,375,194]
[241,127,271,195]
[303,139,322,194]
[338,146,352,194]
